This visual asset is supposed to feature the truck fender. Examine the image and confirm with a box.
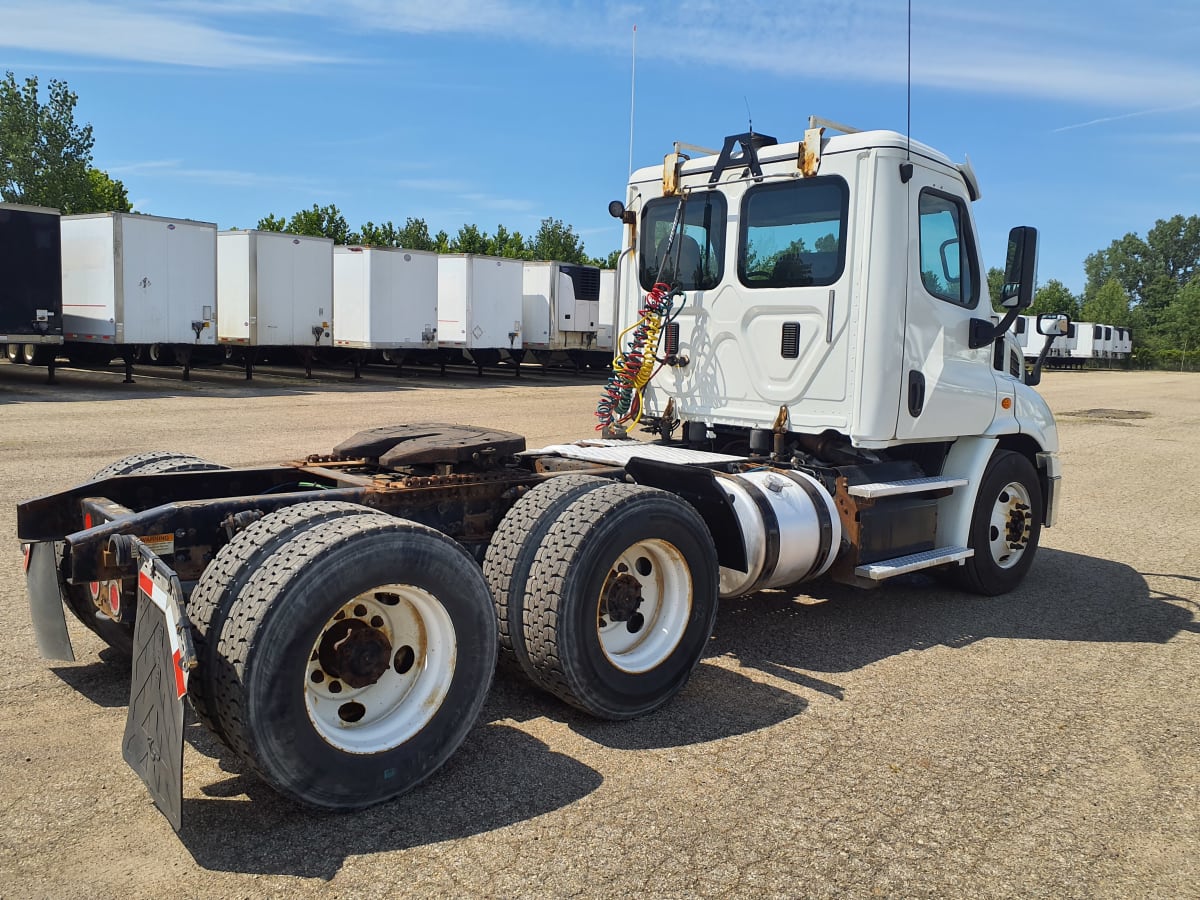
[624,457,747,572]
[934,436,998,549]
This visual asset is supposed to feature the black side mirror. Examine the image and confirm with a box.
[1001,226,1038,309]
[608,200,636,225]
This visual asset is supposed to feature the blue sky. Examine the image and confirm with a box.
[3,0,1197,293]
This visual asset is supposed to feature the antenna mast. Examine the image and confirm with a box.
[906,0,912,159]
[628,24,637,176]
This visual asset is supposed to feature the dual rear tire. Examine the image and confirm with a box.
[485,480,719,720]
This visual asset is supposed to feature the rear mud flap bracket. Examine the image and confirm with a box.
[120,539,194,832]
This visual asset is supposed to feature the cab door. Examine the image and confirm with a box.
[895,166,998,440]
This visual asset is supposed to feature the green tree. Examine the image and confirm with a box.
[85,166,131,212]
[987,267,1004,305]
[285,203,349,243]
[1163,278,1200,360]
[1,72,130,213]
[354,220,401,247]
[397,217,435,251]
[487,223,530,259]
[257,213,286,232]
[1081,278,1131,327]
[531,217,588,264]
[1028,279,1080,318]
[450,223,489,254]
[434,229,451,254]
[600,249,621,269]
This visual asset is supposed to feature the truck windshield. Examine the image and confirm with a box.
[640,193,726,292]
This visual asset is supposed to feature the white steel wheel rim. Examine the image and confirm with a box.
[304,583,457,754]
[597,538,692,674]
[988,480,1033,570]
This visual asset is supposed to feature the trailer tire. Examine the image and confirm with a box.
[483,474,610,669]
[952,450,1043,596]
[522,483,719,720]
[188,500,387,740]
[22,344,53,366]
[5,343,19,363]
[210,514,496,809]
[59,452,229,654]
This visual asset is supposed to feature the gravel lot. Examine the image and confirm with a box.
[0,362,1196,899]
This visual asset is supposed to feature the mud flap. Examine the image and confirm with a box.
[24,541,74,661]
[121,543,193,832]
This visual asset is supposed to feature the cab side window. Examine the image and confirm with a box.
[918,189,978,308]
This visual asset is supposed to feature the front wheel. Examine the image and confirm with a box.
[953,450,1043,596]
[522,483,719,720]
[211,514,497,809]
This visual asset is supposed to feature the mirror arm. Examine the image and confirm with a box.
[1026,333,1057,387]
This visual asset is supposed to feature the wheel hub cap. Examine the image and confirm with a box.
[601,571,644,623]
[317,619,392,689]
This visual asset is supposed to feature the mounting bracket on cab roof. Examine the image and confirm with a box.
[708,132,778,184]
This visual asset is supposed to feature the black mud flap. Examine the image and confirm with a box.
[24,541,74,661]
[121,543,194,832]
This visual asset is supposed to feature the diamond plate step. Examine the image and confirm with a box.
[847,476,968,499]
[855,546,973,580]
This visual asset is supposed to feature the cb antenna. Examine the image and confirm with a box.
[744,95,754,136]
[628,24,637,176]
[906,0,912,159]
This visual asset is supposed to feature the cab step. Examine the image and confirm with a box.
[854,546,973,581]
[847,476,968,499]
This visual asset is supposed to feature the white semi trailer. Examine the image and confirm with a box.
[217,230,334,378]
[18,120,1065,833]
[60,212,217,380]
[332,245,439,375]
[436,253,524,374]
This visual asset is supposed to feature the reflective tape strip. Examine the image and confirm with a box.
[137,559,188,698]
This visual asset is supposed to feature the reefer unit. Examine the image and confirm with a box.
[61,213,216,346]
[436,254,523,351]
[218,230,333,347]
[521,261,602,352]
[0,204,62,347]
[332,246,438,349]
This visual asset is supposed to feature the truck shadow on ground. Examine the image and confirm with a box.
[47,547,1194,878]
[175,720,603,879]
[707,547,1196,677]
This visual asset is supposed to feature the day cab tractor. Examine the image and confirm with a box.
[17,118,1068,831]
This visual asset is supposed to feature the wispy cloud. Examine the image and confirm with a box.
[109,158,327,191]
[1053,101,1200,134]
[0,1,337,68]
[392,174,534,215]
[2,0,1197,111]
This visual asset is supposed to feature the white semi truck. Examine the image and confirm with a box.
[17,121,1065,832]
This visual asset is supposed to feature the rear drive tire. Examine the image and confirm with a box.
[952,450,1043,596]
[59,452,228,654]
[188,500,388,741]
[522,483,719,720]
[210,514,497,809]
[482,474,610,670]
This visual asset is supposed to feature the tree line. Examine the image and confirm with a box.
[253,204,619,268]
[3,72,1197,367]
[986,214,1200,366]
